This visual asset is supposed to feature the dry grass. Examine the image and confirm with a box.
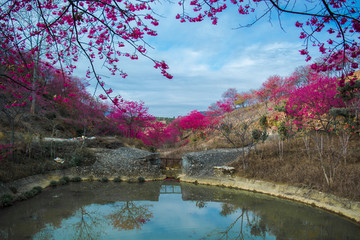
[158,133,235,159]
[230,134,360,200]
[0,140,97,182]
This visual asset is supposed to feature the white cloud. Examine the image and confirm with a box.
[73,3,319,117]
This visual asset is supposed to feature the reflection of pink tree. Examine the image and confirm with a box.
[107,201,153,231]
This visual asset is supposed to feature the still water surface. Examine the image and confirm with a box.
[0,181,359,239]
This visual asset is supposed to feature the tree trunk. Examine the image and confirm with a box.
[30,62,37,114]
[10,117,15,161]
[30,42,42,114]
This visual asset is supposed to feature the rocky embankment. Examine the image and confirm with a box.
[81,147,162,178]
[0,147,164,196]
[182,148,243,176]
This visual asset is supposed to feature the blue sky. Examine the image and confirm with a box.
[77,3,317,117]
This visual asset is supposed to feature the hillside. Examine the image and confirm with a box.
[1,72,360,201]
[159,101,360,201]
[0,111,154,183]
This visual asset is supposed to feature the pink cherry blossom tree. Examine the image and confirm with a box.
[234,91,255,108]
[140,121,168,147]
[109,99,155,138]
[285,73,345,131]
[283,72,350,186]
[207,99,234,116]
[177,110,215,131]
[0,0,173,110]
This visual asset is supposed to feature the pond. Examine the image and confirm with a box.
[0,181,359,240]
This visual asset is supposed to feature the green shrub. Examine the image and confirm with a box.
[71,176,82,182]
[32,186,43,193]
[24,189,38,199]
[17,194,27,201]
[138,176,145,183]
[59,178,68,185]
[70,149,87,166]
[259,115,268,129]
[274,104,286,113]
[100,177,108,183]
[190,135,199,143]
[127,178,137,183]
[1,194,14,207]
[252,129,262,142]
[113,177,122,182]
[148,146,157,153]
[60,176,70,183]
[49,180,58,187]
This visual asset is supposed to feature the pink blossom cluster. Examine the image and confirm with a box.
[0,0,172,109]
[285,73,345,131]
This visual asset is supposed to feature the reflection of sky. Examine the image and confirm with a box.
[25,181,360,240]
[33,192,276,240]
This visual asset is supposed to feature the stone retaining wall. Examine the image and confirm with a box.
[182,148,243,176]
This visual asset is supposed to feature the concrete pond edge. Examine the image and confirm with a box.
[179,175,360,225]
[1,171,360,225]
[0,169,166,200]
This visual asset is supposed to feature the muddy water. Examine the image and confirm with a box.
[0,181,359,239]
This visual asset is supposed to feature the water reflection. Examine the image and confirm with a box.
[107,201,153,230]
[32,206,104,240]
[220,203,237,216]
[204,206,268,240]
[195,201,207,208]
[71,207,103,240]
[0,181,359,240]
